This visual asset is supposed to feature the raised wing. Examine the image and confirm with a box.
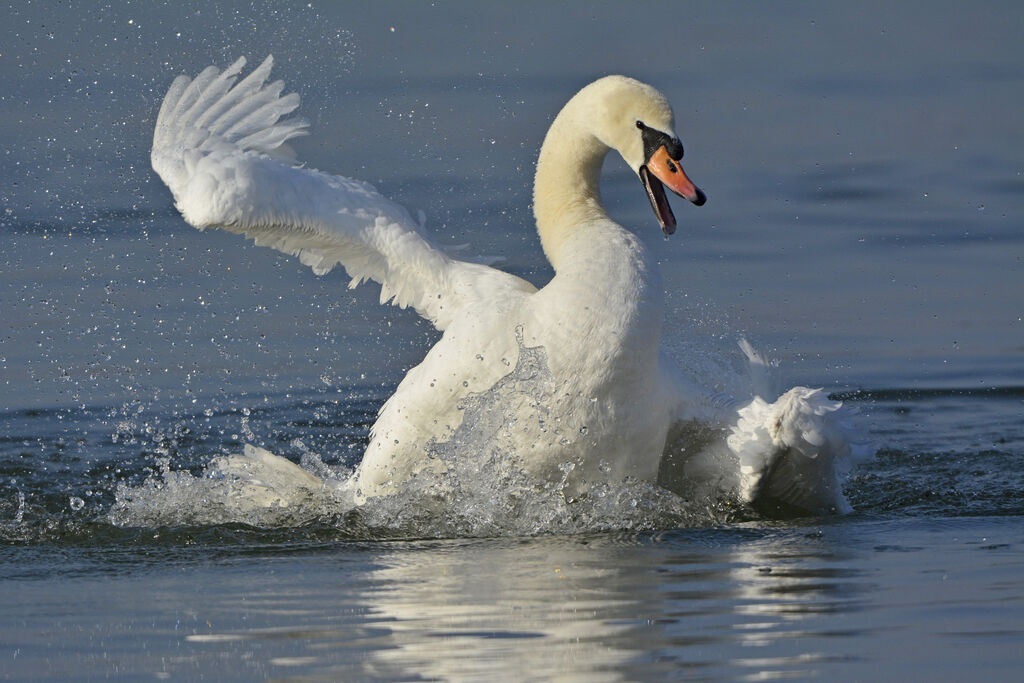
[151,55,535,330]
[727,342,872,515]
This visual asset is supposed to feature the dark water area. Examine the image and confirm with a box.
[3,387,1024,680]
[4,515,1023,681]
[2,1,1023,680]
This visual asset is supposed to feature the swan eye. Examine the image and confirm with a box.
[666,160,677,173]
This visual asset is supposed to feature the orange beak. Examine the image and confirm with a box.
[640,145,706,235]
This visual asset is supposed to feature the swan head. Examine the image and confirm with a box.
[585,76,706,235]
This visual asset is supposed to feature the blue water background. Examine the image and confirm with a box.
[1,2,1023,681]
[2,2,1021,413]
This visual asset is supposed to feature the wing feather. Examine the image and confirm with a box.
[151,56,534,330]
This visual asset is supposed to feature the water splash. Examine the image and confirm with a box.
[108,336,743,537]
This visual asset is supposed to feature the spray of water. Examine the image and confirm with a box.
[109,338,747,537]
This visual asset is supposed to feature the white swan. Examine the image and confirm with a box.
[150,56,865,516]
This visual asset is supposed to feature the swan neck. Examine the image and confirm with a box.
[533,108,611,269]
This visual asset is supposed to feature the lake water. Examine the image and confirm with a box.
[2,2,1023,680]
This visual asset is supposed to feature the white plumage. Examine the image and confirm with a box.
[152,56,530,332]
[151,56,867,515]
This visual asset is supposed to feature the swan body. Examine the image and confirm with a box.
[151,56,865,515]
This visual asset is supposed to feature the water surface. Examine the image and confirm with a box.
[2,1,1023,680]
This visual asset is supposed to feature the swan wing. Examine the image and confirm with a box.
[151,55,535,330]
[728,387,873,515]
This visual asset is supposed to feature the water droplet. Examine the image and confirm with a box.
[69,496,85,511]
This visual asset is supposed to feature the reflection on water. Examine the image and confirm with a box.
[96,533,871,680]
[4,517,1022,680]
[355,539,641,680]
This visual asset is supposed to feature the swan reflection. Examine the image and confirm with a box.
[179,531,866,680]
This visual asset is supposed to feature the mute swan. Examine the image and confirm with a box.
[151,56,865,515]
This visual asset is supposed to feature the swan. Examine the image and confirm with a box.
[150,56,865,516]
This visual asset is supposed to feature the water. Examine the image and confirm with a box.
[2,1,1023,679]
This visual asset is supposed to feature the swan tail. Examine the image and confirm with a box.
[727,387,872,516]
[150,56,532,330]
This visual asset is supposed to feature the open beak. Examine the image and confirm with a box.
[639,145,706,235]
